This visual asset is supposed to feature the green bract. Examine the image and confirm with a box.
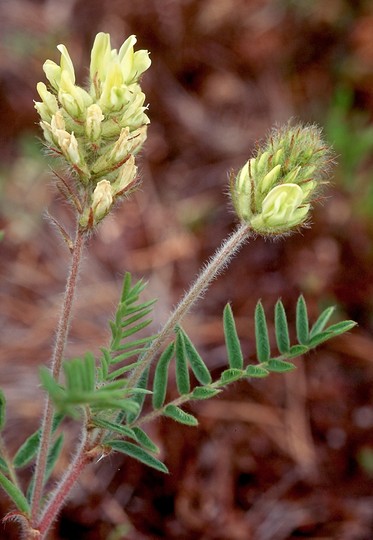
[230,124,333,235]
[34,32,151,229]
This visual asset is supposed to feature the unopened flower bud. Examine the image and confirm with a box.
[80,179,113,227]
[231,123,333,235]
[92,179,113,219]
[111,155,137,196]
[85,104,104,141]
[108,127,130,163]
[56,130,80,164]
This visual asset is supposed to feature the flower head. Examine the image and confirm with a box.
[231,123,333,235]
[35,32,151,228]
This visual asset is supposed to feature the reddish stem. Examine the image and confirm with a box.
[31,227,86,524]
[36,435,91,539]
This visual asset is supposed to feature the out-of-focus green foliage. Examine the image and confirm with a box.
[326,86,373,216]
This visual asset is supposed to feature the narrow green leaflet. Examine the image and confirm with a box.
[255,301,270,362]
[106,360,143,381]
[274,300,290,353]
[223,304,244,369]
[181,330,212,385]
[13,432,40,469]
[296,295,309,345]
[92,418,137,440]
[287,344,309,358]
[163,405,198,426]
[245,365,270,378]
[152,343,174,409]
[175,331,190,395]
[120,306,154,329]
[0,471,30,514]
[0,389,6,430]
[191,386,221,400]
[219,368,244,384]
[120,319,153,340]
[106,440,168,473]
[266,359,296,373]
[321,320,357,337]
[132,427,159,454]
[309,306,335,338]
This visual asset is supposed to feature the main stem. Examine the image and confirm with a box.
[128,222,251,390]
[36,428,90,539]
[31,226,86,525]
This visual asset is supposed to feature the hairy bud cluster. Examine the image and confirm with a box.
[230,124,333,235]
[35,33,151,227]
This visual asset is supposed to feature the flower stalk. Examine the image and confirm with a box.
[127,222,252,389]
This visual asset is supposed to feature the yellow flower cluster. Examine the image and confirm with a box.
[35,33,151,227]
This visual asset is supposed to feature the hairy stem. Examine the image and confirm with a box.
[31,227,86,525]
[36,428,90,539]
[128,223,251,389]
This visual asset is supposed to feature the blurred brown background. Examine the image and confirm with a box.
[1,0,373,538]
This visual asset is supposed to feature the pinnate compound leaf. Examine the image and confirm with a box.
[132,427,159,454]
[191,386,221,400]
[175,331,190,395]
[296,295,309,345]
[180,330,212,385]
[309,306,335,338]
[245,365,270,378]
[0,472,30,514]
[152,343,174,409]
[274,300,290,353]
[106,441,168,473]
[255,301,270,362]
[220,368,244,384]
[163,405,198,426]
[223,304,244,369]
[266,359,296,373]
